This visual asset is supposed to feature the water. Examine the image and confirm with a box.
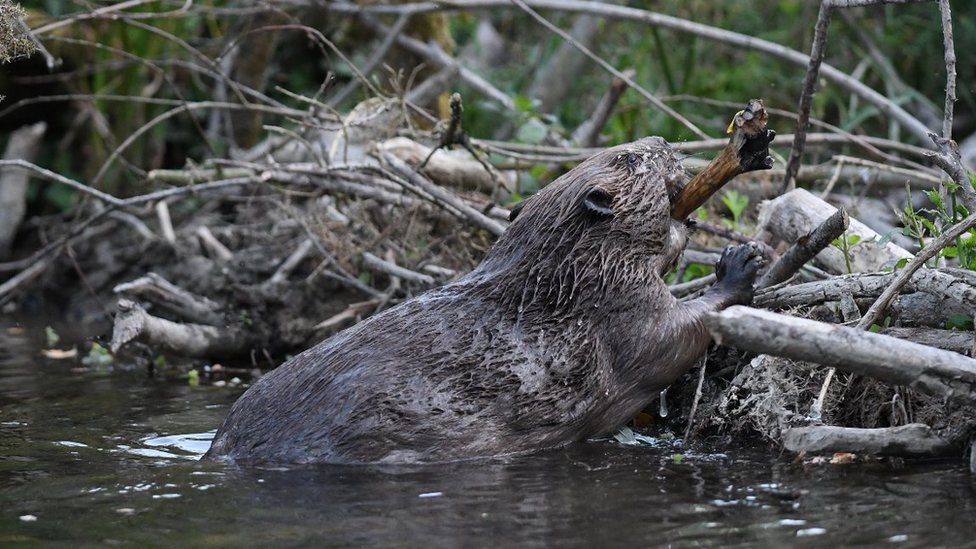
[2,325,975,547]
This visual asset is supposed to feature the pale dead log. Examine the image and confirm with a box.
[881,327,973,357]
[758,188,912,273]
[113,273,223,326]
[757,268,976,314]
[195,226,233,262]
[0,122,46,259]
[706,306,976,403]
[378,137,513,195]
[782,424,956,458]
[111,299,248,358]
[755,272,896,309]
[885,292,971,328]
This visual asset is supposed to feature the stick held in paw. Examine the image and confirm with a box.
[670,99,775,219]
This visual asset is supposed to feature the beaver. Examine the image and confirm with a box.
[205,136,762,465]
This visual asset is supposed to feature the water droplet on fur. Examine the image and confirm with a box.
[517,305,524,314]
[576,319,583,327]
[659,388,669,418]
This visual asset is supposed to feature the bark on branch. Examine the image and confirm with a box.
[706,306,976,404]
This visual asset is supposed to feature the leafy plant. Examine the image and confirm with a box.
[81,342,113,369]
[831,232,861,274]
[720,189,749,228]
[44,326,60,348]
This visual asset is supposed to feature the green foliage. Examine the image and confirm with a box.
[899,183,976,270]
[831,232,862,274]
[81,342,113,369]
[44,326,60,348]
[719,189,749,227]
[946,314,975,331]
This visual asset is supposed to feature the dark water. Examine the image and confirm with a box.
[2,325,974,547]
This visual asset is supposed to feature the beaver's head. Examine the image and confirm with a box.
[478,137,690,309]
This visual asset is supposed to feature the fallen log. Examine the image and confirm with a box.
[706,306,976,403]
[0,122,46,260]
[113,273,224,326]
[757,188,912,273]
[111,299,250,358]
[782,424,956,458]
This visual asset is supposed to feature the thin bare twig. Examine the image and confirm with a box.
[781,1,832,194]
[330,14,410,107]
[328,0,933,142]
[509,0,709,140]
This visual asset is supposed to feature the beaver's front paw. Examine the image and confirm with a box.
[713,242,764,305]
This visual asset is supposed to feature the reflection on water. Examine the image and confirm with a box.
[1,324,974,546]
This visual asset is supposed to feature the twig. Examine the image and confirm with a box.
[509,0,708,140]
[353,12,516,111]
[758,208,849,289]
[938,0,956,141]
[156,201,176,244]
[381,152,507,237]
[196,226,233,261]
[329,1,933,142]
[571,69,634,148]
[859,211,976,330]
[329,13,410,107]
[269,238,315,285]
[781,1,833,194]
[683,356,708,442]
[362,252,435,286]
[419,93,493,174]
[670,99,774,219]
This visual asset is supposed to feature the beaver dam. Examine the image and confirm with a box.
[5,88,975,469]
[2,1,976,538]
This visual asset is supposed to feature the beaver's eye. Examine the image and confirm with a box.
[626,153,639,166]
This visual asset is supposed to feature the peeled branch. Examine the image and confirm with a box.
[670,99,775,219]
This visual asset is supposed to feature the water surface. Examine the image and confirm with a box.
[1,325,973,547]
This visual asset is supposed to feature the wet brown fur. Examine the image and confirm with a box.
[206,137,759,465]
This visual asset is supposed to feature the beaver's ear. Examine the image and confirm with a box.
[582,187,614,217]
[508,201,525,222]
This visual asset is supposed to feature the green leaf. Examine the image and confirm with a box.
[529,163,548,180]
[946,314,975,330]
[45,326,60,348]
[846,234,862,246]
[81,342,113,369]
[672,453,684,464]
[512,94,536,113]
[720,189,749,224]
[894,257,910,270]
[925,190,944,211]
[187,369,200,387]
